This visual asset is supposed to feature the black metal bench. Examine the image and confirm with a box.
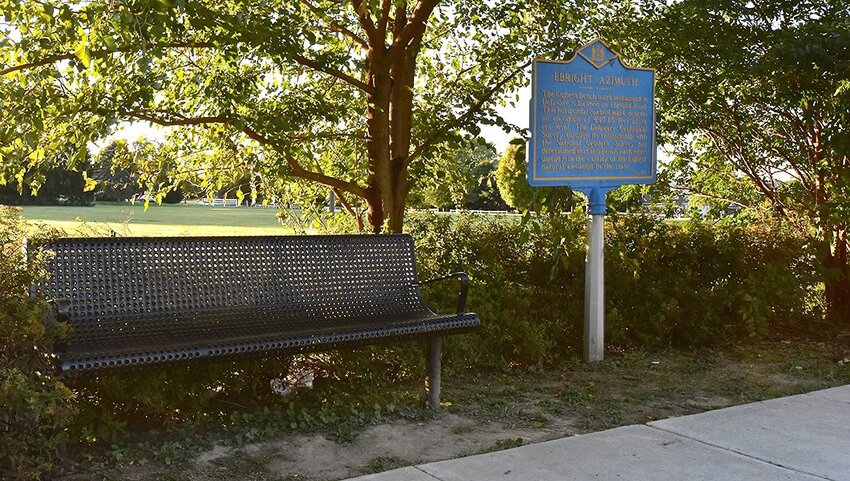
[38,234,479,409]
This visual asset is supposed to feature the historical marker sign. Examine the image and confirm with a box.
[528,39,656,363]
[529,39,656,189]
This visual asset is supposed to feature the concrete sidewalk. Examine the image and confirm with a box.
[348,385,850,481]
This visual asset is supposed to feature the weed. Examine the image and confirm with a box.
[475,438,524,455]
[361,456,413,475]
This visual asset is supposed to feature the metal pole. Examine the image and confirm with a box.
[584,212,605,362]
[426,337,442,410]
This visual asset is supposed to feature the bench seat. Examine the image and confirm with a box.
[53,311,479,373]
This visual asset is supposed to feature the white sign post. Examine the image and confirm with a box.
[584,212,605,362]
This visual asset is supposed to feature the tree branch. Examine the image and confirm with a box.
[299,0,369,49]
[350,0,377,42]
[753,126,813,191]
[677,188,750,209]
[407,58,531,165]
[333,187,365,232]
[125,110,232,126]
[0,41,217,76]
[241,126,370,199]
[702,126,793,218]
[286,130,365,142]
[119,108,370,201]
[387,0,439,62]
[376,0,394,40]
[292,53,373,93]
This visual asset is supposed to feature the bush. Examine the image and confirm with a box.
[406,211,817,365]
[407,212,586,366]
[0,207,75,480]
[604,214,816,348]
[495,140,535,210]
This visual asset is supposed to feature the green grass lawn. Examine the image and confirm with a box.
[20,202,293,236]
[19,203,522,237]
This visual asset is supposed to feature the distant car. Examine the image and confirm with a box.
[135,193,156,202]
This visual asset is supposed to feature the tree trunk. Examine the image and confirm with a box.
[361,32,420,233]
[358,3,429,234]
[382,10,420,234]
[812,167,849,321]
[824,225,850,321]
[365,186,384,233]
[364,48,394,233]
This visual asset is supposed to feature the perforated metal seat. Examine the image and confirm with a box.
[39,235,479,383]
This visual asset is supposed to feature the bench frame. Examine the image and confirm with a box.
[418,272,469,409]
[37,236,475,410]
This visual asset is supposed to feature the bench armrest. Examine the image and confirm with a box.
[415,272,469,314]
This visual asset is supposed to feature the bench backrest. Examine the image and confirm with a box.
[41,235,429,359]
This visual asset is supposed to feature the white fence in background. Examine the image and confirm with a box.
[414,208,517,215]
[190,201,517,215]
[446,209,514,215]
[195,198,278,208]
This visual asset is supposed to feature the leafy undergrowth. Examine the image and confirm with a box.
[56,336,850,481]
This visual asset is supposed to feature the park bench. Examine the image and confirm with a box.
[37,235,479,409]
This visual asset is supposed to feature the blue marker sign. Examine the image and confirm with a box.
[529,39,656,206]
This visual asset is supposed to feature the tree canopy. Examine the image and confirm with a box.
[622,0,850,316]
[496,139,532,210]
[0,0,616,231]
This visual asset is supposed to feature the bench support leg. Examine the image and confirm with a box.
[426,337,442,410]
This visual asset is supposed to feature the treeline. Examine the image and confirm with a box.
[1,138,522,211]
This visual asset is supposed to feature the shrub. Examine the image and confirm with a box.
[0,207,75,480]
[406,211,817,364]
[495,139,535,210]
[406,212,587,366]
[604,214,815,349]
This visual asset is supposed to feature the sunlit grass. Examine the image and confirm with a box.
[19,202,293,237]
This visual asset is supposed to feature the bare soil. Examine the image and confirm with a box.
[184,412,571,481]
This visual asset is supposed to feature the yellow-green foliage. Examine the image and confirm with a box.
[0,207,75,480]
[495,140,536,210]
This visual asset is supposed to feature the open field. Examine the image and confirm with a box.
[18,203,524,237]
[19,202,292,236]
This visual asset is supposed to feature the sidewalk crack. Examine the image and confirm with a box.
[413,465,444,480]
[647,424,835,481]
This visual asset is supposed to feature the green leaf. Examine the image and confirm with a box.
[83,173,97,192]
[74,41,92,68]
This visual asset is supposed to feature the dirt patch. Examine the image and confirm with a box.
[181,412,573,480]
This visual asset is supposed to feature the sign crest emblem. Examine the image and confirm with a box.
[578,39,618,69]
[591,44,606,65]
